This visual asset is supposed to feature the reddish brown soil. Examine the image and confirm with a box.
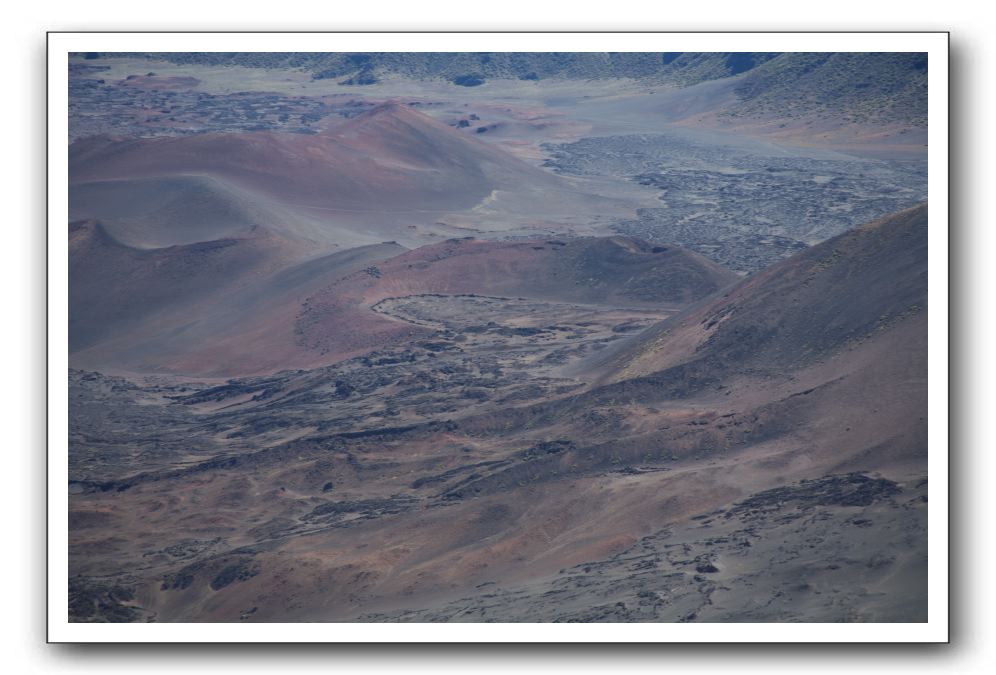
[295,236,737,363]
[69,103,568,219]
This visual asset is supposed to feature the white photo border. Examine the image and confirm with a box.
[47,31,949,643]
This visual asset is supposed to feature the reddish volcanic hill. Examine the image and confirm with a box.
[295,236,738,361]
[69,103,613,248]
[69,231,736,376]
[71,102,544,210]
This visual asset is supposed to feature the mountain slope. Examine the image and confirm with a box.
[69,174,324,249]
[732,53,928,126]
[595,203,927,384]
[69,219,292,353]
[69,220,408,374]
[105,52,783,83]
[426,203,928,527]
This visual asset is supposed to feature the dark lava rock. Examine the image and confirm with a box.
[210,558,260,591]
[301,496,418,522]
[521,439,576,460]
[729,474,901,518]
[453,74,484,87]
[69,577,140,623]
[161,561,204,591]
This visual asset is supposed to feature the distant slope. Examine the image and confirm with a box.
[97,52,925,129]
[731,53,928,127]
[104,52,784,84]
